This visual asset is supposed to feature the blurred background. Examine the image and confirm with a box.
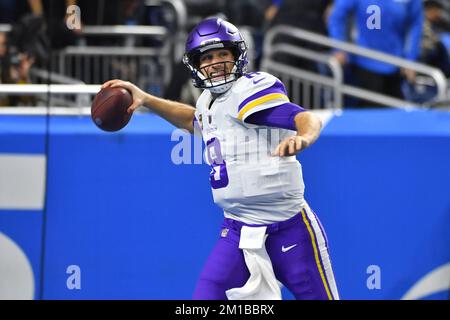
[0,0,449,300]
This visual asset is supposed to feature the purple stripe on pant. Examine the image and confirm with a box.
[192,208,339,300]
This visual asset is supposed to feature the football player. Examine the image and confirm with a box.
[102,17,339,300]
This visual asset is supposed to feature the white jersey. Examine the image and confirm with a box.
[194,72,307,224]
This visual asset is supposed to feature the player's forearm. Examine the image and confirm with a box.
[294,111,322,148]
[143,94,195,133]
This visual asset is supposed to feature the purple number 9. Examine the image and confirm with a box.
[206,138,229,189]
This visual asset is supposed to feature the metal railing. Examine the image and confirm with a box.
[27,68,89,107]
[0,1,190,109]
[0,24,11,33]
[262,25,449,109]
[77,25,168,47]
[82,25,167,37]
[1,1,183,90]
[0,84,100,108]
[145,0,188,30]
[52,46,166,93]
[53,24,173,97]
[262,44,343,110]
[0,84,99,95]
[1,23,171,95]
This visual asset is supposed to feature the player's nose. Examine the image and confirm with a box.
[210,54,225,67]
[211,60,225,70]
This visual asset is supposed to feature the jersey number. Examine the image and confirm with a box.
[206,138,229,189]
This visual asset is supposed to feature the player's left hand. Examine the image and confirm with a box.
[272,136,309,157]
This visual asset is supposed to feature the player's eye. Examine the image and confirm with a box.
[219,51,230,58]
[200,54,212,63]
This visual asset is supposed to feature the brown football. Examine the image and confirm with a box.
[91,87,133,132]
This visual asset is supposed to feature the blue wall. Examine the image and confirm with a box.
[0,109,449,299]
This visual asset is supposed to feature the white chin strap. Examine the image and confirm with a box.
[207,78,235,94]
[200,69,237,94]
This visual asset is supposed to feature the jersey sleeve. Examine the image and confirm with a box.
[235,72,293,123]
[244,102,305,131]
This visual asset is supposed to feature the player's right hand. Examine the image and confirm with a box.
[101,79,148,114]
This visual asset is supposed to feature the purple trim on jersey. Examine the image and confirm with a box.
[237,79,287,111]
[244,102,304,131]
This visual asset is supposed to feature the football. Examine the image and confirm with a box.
[91,87,133,132]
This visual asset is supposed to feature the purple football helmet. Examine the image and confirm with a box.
[183,18,248,93]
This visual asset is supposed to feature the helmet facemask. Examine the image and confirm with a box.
[197,60,238,94]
